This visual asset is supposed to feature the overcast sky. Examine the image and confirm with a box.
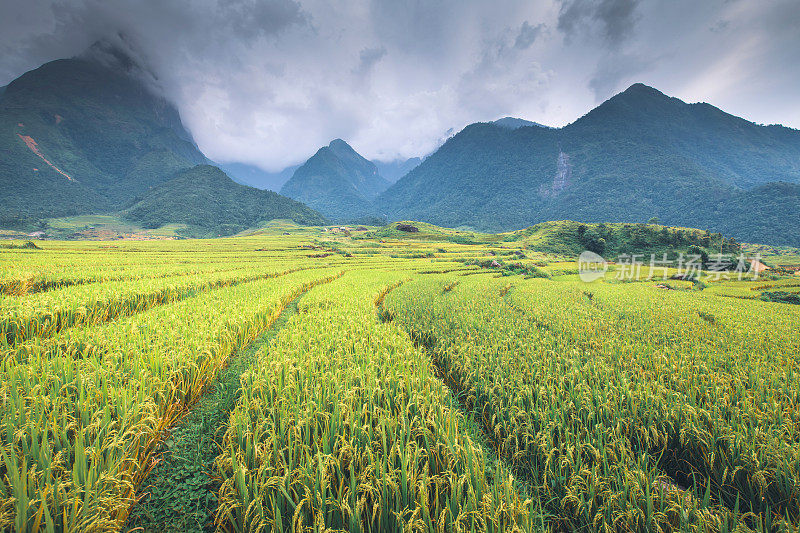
[1,0,798,170]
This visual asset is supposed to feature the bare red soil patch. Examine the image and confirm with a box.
[16,134,75,182]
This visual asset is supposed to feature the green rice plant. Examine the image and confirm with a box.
[0,269,341,532]
[214,272,535,532]
[1,232,797,533]
[0,265,309,347]
[384,275,800,532]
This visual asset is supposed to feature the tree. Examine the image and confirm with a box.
[582,229,606,255]
[647,216,660,225]
[687,244,709,265]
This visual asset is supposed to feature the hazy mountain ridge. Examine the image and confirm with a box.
[493,117,553,129]
[0,45,333,235]
[217,161,299,191]
[280,139,390,221]
[377,83,800,245]
[125,164,326,236]
[0,46,208,227]
[221,155,422,192]
[2,44,799,247]
[372,157,422,183]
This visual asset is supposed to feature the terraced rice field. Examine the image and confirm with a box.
[0,230,797,532]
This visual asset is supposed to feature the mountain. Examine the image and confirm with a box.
[222,156,419,191]
[378,83,800,246]
[124,164,326,236]
[0,42,207,229]
[493,117,552,129]
[280,139,390,221]
[217,161,298,191]
[372,157,422,183]
[706,181,800,247]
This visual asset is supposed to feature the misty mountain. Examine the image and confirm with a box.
[125,164,326,236]
[378,83,800,246]
[217,161,299,191]
[493,117,552,129]
[280,139,390,221]
[373,157,422,183]
[222,155,421,192]
[0,42,208,228]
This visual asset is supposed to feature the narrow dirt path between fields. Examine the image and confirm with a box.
[123,292,306,533]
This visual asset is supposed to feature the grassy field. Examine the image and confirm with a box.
[0,225,797,532]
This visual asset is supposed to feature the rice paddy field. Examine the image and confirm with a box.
[0,226,798,532]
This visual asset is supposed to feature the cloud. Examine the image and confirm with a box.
[1,0,798,170]
[557,0,641,47]
[595,0,640,45]
[456,27,551,119]
[588,52,651,99]
[353,46,387,78]
[514,21,545,50]
[218,0,307,39]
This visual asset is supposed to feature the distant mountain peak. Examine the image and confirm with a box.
[616,83,673,103]
[327,138,361,158]
[0,46,207,224]
[581,82,683,124]
[281,139,389,221]
[493,117,552,130]
[378,82,800,246]
[624,82,660,93]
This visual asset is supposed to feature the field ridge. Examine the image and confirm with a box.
[125,289,310,531]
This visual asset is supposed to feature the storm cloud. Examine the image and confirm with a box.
[1,0,798,171]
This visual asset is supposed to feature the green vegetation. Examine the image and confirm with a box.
[124,165,327,236]
[508,220,741,258]
[37,214,188,240]
[384,274,800,532]
[4,53,800,251]
[742,243,800,267]
[0,45,207,227]
[125,295,304,532]
[361,220,497,244]
[377,84,800,246]
[0,265,304,346]
[280,139,390,221]
[0,265,337,531]
[0,222,797,532]
[760,290,800,305]
[361,219,741,261]
[215,272,533,532]
[0,241,40,250]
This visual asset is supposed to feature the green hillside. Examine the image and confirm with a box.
[124,165,327,237]
[362,221,498,244]
[365,219,741,259]
[506,220,742,257]
[0,43,207,229]
[378,83,800,246]
[280,139,390,221]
